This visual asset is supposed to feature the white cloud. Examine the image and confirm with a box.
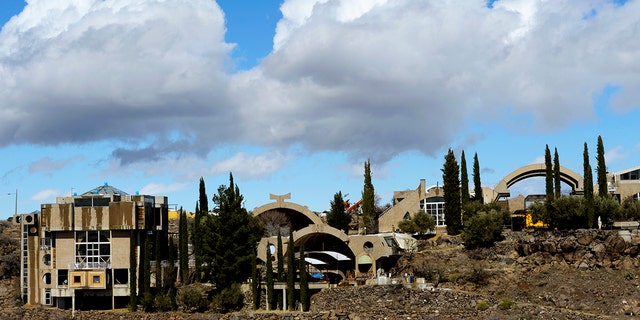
[139,182,187,196]
[2,0,640,168]
[29,155,85,174]
[31,189,62,202]
[208,151,293,178]
[605,145,625,164]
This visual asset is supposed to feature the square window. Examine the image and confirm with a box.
[93,275,101,283]
[73,276,81,283]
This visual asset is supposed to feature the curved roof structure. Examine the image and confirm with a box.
[494,163,583,200]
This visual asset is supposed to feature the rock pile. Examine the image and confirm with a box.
[515,229,640,270]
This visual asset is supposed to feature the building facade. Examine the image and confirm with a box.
[15,184,168,310]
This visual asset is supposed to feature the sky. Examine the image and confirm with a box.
[1,0,639,219]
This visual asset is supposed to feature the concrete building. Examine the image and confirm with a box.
[15,184,168,310]
[254,194,408,286]
[605,166,640,201]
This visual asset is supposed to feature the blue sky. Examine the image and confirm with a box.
[1,0,640,219]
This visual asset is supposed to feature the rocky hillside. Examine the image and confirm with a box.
[3,221,640,319]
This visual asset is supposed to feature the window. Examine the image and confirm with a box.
[43,254,51,266]
[93,275,101,284]
[42,273,51,285]
[58,270,68,286]
[422,197,445,227]
[75,231,111,269]
[43,289,51,305]
[73,276,82,284]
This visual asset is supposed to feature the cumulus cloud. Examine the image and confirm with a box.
[2,0,640,169]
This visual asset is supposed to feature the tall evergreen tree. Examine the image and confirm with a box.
[128,230,137,311]
[442,149,462,235]
[167,236,177,310]
[361,159,377,233]
[142,235,152,311]
[286,231,295,311]
[460,150,470,205]
[554,148,561,199]
[583,142,595,228]
[473,153,483,203]
[201,173,264,290]
[154,230,163,289]
[299,245,309,312]
[276,231,285,310]
[193,177,208,282]
[178,207,189,284]
[596,135,608,197]
[277,231,284,282]
[265,246,275,310]
[251,251,260,310]
[327,191,351,233]
[545,145,554,202]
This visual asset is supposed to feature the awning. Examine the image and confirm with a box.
[304,257,327,265]
[308,250,351,261]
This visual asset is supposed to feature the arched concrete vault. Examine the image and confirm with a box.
[494,164,584,201]
[253,193,324,233]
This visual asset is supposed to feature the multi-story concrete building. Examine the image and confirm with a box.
[15,184,168,310]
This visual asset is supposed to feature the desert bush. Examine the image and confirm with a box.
[476,300,489,311]
[467,260,490,286]
[154,291,176,312]
[498,297,515,310]
[461,211,504,249]
[178,285,209,313]
[212,283,244,313]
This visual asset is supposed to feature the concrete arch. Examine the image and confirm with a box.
[253,193,324,231]
[494,164,584,200]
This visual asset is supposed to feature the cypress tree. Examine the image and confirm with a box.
[154,230,162,289]
[251,251,260,310]
[286,231,295,311]
[167,236,177,310]
[442,149,462,235]
[327,191,351,233]
[299,245,309,311]
[361,159,376,233]
[545,145,554,202]
[596,135,608,197]
[178,207,189,284]
[460,150,470,205]
[276,231,284,310]
[194,177,208,282]
[142,235,152,311]
[129,230,137,311]
[583,142,595,228]
[473,153,483,203]
[554,148,561,199]
[277,231,284,281]
[266,246,275,310]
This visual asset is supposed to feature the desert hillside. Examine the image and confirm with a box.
[2,220,640,319]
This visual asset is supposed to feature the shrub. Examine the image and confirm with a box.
[498,298,515,310]
[212,283,245,313]
[476,300,489,311]
[467,261,490,286]
[154,292,176,312]
[178,285,209,313]
[461,211,504,249]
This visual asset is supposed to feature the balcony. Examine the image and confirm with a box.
[69,261,111,270]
